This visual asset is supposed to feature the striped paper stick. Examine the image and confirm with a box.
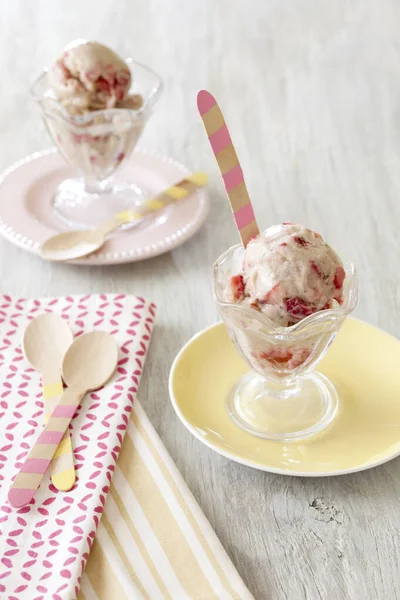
[8,388,82,508]
[114,172,208,224]
[197,90,259,247]
[43,380,76,491]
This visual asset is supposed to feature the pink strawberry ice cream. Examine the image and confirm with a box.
[49,40,142,115]
[227,223,345,327]
[44,40,145,180]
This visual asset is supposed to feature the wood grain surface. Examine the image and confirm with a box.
[0,1,399,598]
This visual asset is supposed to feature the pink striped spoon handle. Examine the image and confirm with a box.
[8,388,82,508]
[197,90,259,247]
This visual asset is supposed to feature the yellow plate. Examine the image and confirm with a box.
[169,319,400,476]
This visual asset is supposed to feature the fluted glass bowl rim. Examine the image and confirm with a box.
[212,243,358,339]
[30,58,163,124]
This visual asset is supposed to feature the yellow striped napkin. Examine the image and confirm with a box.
[78,401,254,600]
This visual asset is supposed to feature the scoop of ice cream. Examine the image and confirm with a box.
[49,40,133,114]
[227,223,346,327]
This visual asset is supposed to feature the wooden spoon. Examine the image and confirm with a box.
[40,172,208,262]
[23,314,75,491]
[8,331,118,508]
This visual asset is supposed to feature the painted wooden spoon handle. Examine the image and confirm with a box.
[8,388,82,507]
[43,379,76,491]
[197,91,259,247]
[98,172,209,236]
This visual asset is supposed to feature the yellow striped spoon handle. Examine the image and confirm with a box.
[101,172,208,233]
[43,378,76,491]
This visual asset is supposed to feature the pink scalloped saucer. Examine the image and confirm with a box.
[0,148,209,265]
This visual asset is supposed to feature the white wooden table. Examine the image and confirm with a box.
[1,1,400,598]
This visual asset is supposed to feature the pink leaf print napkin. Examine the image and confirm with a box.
[0,293,156,600]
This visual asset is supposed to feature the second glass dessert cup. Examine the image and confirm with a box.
[213,245,358,442]
[31,59,163,229]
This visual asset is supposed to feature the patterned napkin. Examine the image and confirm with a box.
[0,294,156,600]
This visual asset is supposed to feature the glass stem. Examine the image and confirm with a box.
[260,377,301,400]
[84,176,113,195]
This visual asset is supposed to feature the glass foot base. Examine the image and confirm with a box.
[226,371,339,442]
[52,178,149,230]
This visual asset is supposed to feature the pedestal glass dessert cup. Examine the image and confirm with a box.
[31,59,163,229]
[213,244,358,442]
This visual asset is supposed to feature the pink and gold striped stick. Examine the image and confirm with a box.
[43,381,76,491]
[8,388,83,508]
[197,90,259,247]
